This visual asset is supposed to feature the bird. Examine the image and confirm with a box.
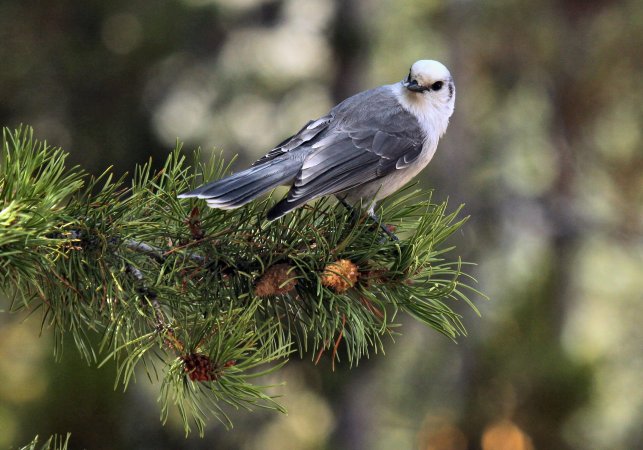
[179,59,455,226]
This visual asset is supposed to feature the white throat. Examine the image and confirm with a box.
[391,83,454,144]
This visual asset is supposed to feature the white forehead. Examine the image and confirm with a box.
[410,60,451,80]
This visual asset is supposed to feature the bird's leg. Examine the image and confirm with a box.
[337,197,398,241]
[367,208,399,241]
[337,196,360,223]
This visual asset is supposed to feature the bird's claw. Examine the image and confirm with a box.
[337,198,399,241]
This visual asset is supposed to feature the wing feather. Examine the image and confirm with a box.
[253,114,332,166]
[287,125,423,204]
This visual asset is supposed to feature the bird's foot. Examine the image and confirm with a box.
[368,211,399,242]
[337,198,398,241]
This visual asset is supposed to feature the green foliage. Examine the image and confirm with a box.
[0,126,479,435]
[18,434,71,450]
[0,127,84,294]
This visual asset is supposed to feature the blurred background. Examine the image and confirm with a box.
[1,0,642,448]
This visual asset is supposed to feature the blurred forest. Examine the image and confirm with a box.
[1,0,642,449]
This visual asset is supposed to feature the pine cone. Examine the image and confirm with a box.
[182,353,219,382]
[321,259,359,293]
[254,263,298,297]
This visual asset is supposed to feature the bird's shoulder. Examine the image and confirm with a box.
[330,85,423,138]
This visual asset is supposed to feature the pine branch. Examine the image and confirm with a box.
[0,126,481,435]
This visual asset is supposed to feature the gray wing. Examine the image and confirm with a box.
[266,88,425,219]
[289,127,423,202]
[286,88,424,203]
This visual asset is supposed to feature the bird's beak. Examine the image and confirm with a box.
[403,79,428,92]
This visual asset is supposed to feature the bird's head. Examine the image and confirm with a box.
[402,60,455,111]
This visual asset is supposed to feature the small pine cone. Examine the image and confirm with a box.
[363,268,389,287]
[255,263,298,297]
[322,259,359,293]
[182,353,219,382]
[185,206,205,240]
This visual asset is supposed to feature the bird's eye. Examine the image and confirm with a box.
[431,81,444,91]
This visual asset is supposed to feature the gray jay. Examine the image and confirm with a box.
[179,60,455,222]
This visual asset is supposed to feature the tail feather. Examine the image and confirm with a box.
[206,171,287,208]
[179,158,300,210]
